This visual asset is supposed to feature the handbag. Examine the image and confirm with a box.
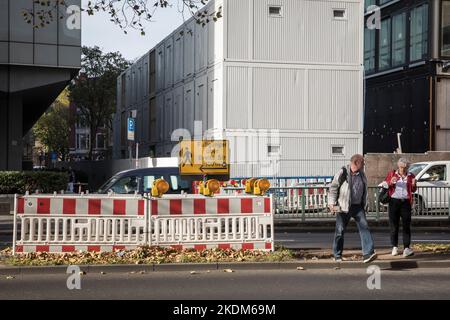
[378,180,391,205]
[378,186,390,204]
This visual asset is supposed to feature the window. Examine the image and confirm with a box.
[143,175,162,192]
[76,133,90,150]
[410,4,428,61]
[333,9,347,19]
[76,113,88,129]
[332,145,345,156]
[267,145,281,156]
[422,165,446,182]
[170,176,179,191]
[408,163,427,176]
[365,0,376,11]
[269,6,282,17]
[96,133,106,149]
[132,71,138,104]
[121,74,126,110]
[392,13,406,66]
[442,0,450,56]
[379,19,391,70]
[364,28,376,72]
[110,176,139,194]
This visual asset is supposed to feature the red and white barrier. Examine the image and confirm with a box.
[13,194,147,254]
[16,195,145,216]
[13,194,274,254]
[150,195,271,215]
[285,187,328,210]
[149,195,273,250]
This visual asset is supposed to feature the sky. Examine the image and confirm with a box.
[81,0,188,61]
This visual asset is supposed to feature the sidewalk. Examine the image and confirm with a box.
[1,249,449,275]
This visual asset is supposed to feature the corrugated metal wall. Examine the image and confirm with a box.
[183,20,196,79]
[226,67,249,129]
[174,30,184,84]
[173,84,184,134]
[194,74,208,131]
[223,132,359,177]
[156,44,165,93]
[208,65,223,130]
[113,0,364,178]
[184,80,195,135]
[195,22,208,72]
[225,65,361,132]
[226,0,250,60]
[226,0,362,65]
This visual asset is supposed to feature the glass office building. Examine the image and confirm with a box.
[364,0,450,152]
[0,0,81,170]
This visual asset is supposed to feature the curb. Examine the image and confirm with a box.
[1,259,450,275]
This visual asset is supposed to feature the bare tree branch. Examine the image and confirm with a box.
[23,0,222,35]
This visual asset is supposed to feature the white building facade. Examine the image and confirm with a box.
[114,0,364,178]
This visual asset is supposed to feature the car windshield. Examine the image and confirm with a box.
[409,164,427,176]
[98,177,116,193]
[106,176,139,194]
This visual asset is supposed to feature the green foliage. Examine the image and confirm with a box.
[68,46,130,160]
[33,88,72,161]
[33,100,72,161]
[0,171,68,194]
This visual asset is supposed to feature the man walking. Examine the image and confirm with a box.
[328,154,377,263]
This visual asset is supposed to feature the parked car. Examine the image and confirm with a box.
[97,167,192,195]
[408,161,450,214]
[32,165,47,170]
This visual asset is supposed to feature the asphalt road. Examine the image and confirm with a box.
[0,268,449,299]
[275,230,450,249]
[1,216,450,250]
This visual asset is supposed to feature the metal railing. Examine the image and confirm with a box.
[223,186,450,221]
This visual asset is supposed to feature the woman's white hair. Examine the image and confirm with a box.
[397,157,409,167]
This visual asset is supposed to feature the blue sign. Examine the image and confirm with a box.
[50,152,57,161]
[127,118,135,141]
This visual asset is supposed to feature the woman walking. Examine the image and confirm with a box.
[384,158,417,257]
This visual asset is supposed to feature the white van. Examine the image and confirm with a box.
[408,161,450,213]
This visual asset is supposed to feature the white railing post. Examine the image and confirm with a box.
[12,194,17,255]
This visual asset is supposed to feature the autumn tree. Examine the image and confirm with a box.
[33,90,73,161]
[68,46,130,160]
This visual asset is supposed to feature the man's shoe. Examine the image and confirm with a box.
[403,247,414,257]
[334,257,342,263]
[363,252,377,263]
[392,247,399,256]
